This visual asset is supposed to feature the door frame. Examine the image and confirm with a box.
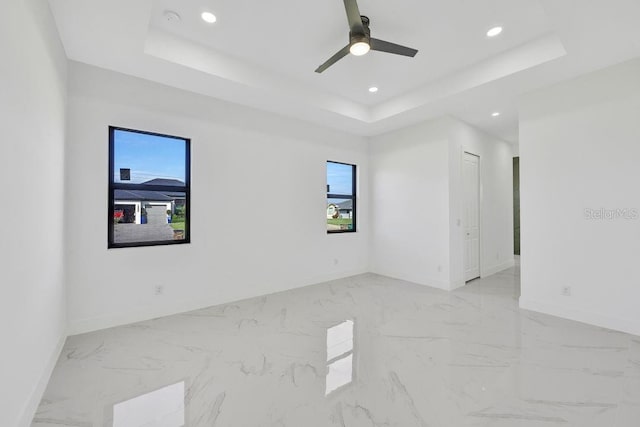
[461,149,483,283]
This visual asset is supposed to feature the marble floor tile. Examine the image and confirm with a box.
[32,266,640,427]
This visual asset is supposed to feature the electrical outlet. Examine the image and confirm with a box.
[154,285,164,296]
[333,258,339,265]
[562,286,572,297]
[437,265,443,273]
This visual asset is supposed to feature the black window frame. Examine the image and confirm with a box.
[108,126,191,249]
[326,160,357,234]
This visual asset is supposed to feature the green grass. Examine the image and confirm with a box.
[327,218,353,225]
[170,221,185,230]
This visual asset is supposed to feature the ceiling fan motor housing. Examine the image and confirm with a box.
[349,15,371,45]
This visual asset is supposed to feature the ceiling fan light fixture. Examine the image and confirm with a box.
[350,41,370,56]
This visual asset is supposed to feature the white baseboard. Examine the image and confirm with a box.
[68,268,369,335]
[482,259,515,277]
[17,332,67,427]
[369,268,458,292]
[519,297,640,337]
[376,270,449,291]
[449,280,466,291]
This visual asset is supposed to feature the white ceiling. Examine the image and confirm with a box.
[48,0,640,142]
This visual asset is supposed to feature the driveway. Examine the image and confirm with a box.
[114,206,174,244]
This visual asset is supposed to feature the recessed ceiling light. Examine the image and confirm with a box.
[201,11,217,24]
[492,112,501,117]
[369,87,379,93]
[486,26,503,37]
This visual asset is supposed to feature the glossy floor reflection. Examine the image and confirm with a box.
[33,265,640,426]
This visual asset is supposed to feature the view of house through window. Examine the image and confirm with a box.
[327,161,356,233]
[109,127,190,248]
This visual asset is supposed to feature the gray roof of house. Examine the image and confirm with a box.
[114,189,173,202]
[163,192,186,198]
[338,200,353,210]
[114,178,186,202]
[142,178,185,186]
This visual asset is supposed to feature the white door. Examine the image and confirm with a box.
[463,152,480,281]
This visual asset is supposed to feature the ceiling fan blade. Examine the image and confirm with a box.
[370,38,418,57]
[315,45,351,73]
[343,0,365,34]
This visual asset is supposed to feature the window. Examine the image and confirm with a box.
[326,161,356,233]
[108,127,190,248]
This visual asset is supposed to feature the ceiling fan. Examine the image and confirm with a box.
[315,0,419,73]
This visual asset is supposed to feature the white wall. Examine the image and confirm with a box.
[370,118,453,289]
[0,1,68,426]
[369,117,513,290]
[519,58,640,336]
[65,63,370,334]
[448,120,515,287]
